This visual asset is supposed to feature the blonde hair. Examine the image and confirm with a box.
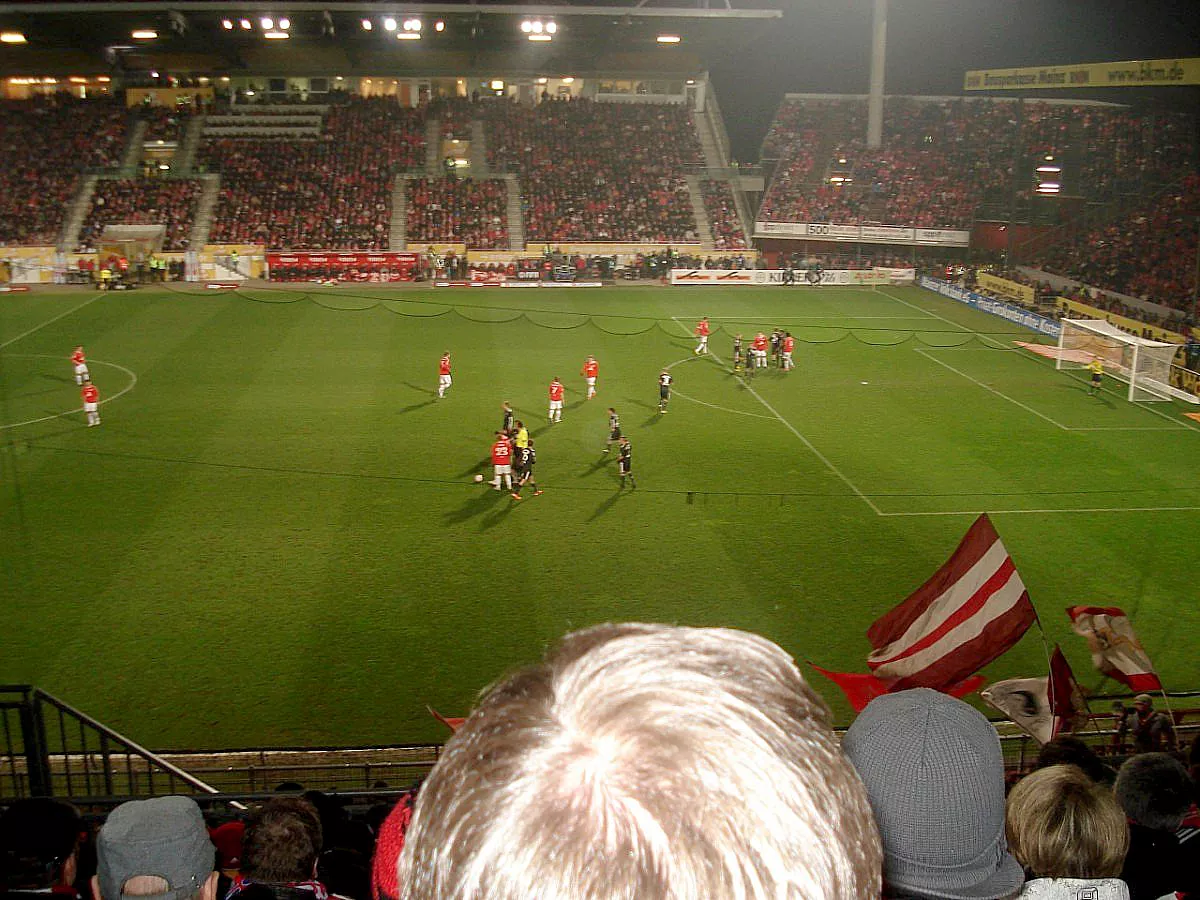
[397,623,882,899]
[1006,764,1129,878]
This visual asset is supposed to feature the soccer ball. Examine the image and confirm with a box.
[474,474,484,483]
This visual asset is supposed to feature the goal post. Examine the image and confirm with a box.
[1056,318,1180,402]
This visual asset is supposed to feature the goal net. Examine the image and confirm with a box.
[1056,318,1179,402]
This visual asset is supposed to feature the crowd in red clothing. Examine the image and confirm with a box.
[0,96,128,246]
[484,97,703,243]
[430,96,474,141]
[76,178,202,251]
[202,97,426,250]
[1035,174,1200,314]
[700,180,748,249]
[406,177,508,249]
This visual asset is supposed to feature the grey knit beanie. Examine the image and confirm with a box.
[843,688,1024,900]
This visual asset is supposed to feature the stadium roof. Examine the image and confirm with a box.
[0,0,783,78]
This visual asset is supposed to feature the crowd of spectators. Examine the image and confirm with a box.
[202,97,426,249]
[700,179,749,249]
[0,95,128,246]
[1035,173,1200,315]
[1,623,1197,900]
[76,178,202,252]
[484,97,703,243]
[405,177,508,249]
[428,97,474,142]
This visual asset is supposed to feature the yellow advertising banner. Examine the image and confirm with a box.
[964,58,1200,91]
[977,272,1035,306]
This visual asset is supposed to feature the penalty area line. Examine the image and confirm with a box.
[670,316,884,516]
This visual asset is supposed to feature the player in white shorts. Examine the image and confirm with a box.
[548,377,564,423]
[437,351,452,399]
[71,346,90,385]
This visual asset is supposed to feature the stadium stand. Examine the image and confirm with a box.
[405,176,509,249]
[200,96,425,250]
[700,179,749,249]
[76,178,202,252]
[137,104,195,144]
[0,96,128,246]
[483,97,703,243]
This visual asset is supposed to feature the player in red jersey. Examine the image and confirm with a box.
[781,332,795,372]
[581,356,599,400]
[81,383,100,427]
[490,431,513,492]
[71,346,90,385]
[437,352,452,399]
[752,332,768,369]
[694,317,710,355]
[548,377,564,423]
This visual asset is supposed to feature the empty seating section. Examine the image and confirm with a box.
[700,180,748,249]
[0,97,128,246]
[406,177,508,249]
[200,97,425,249]
[77,178,202,251]
[484,98,704,242]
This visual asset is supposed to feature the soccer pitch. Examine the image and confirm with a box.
[2,283,1197,749]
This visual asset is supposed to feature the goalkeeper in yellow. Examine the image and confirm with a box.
[1087,355,1104,395]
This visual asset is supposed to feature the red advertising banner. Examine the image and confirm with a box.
[266,251,420,283]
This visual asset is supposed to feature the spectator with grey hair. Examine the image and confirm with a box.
[393,622,882,899]
[1113,753,1198,900]
[843,688,1024,900]
[91,796,218,900]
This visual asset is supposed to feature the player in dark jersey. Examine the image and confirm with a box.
[732,334,744,373]
[511,439,541,500]
[603,407,622,452]
[770,329,783,367]
[617,436,635,489]
[502,401,515,434]
[658,370,673,414]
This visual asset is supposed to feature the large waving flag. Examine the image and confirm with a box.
[1066,606,1162,691]
[866,514,1037,691]
[980,646,1087,744]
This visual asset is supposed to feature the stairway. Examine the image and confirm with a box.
[469,119,489,174]
[694,111,724,170]
[684,175,714,249]
[390,175,410,249]
[189,174,221,248]
[174,115,206,175]
[503,174,525,251]
[727,178,756,244]
[118,120,147,176]
[425,116,442,175]
[58,174,99,251]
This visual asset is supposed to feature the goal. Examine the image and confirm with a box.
[1056,318,1179,402]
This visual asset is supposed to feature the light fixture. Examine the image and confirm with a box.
[396,32,420,40]
[383,17,397,31]
[529,34,552,41]
[434,20,445,31]
[222,18,233,29]
[69,76,87,84]
[520,20,532,33]
[490,80,504,90]
[245,89,256,96]
[279,17,290,30]
[150,70,159,78]
[536,77,548,84]
[132,29,158,39]
[403,18,422,31]
[1035,165,1062,173]
[546,21,557,34]
[685,79,696,85]
[159,163,171,170]
[335,75,344,81]
[361,18,372,30]
[240,19,252,29]
[532,21,544,33]
[561,77,574,84]
[656,34,681,43]
[260,17,273,29]
[98,76,111,83]
[264,31,289,39]
[1,31,27,44]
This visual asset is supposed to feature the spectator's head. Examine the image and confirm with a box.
[395,622,881,899]
[241,799,323,884]
[1114,752,1193,832]
[0,798,81,891]
[1033,735,1116,785]
[1132,693,1153,714]
[93,796,217,900]
[1006,764,1128,879]
[209,822,244,875]
[843,688,1023,900]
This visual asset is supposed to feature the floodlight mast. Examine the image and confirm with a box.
[866,0,886,149]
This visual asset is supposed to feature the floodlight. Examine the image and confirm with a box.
[520,20,532,33]
[260,18,273,30]
[434,20,445,31]
[536,77,548,84]
[546,21,557,34]
[0,31,27,43]
[490,80,504,90]
[240,19,252,29]
[656,34,681,43]
[561,76,574,84]
[361,18,373,30]
[132,29,158,39]
[264,31,289,39]
[222,19,234,29]
[69,76,87,83]
[1035,165,1061,173]
[532,21,543,33]
[383,17,397,31]
[530,34,552,41]
[396,32,420,40]
[279,18,290,30]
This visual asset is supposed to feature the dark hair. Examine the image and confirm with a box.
[242,799,323,883]
[1035,736,1117,785]
[317,849,369,900]
[0,798,81,889]
[1114,752,1193,830]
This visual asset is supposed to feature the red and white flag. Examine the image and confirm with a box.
[867,514,1037,692]
[1066,606,1161,692]
[980,646,1087,744]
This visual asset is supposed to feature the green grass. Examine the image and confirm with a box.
[2,283,1198,750]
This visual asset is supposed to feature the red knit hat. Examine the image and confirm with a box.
[210,821,245,871]
[370,795,414,900]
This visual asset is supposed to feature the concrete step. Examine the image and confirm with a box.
[425,117,442,175]
[684,174,714,250]
[119,120,148,176]
[503,174,524,251]
[189,174,221,248]
[390,174,411,250]
[174,115,206,175]
[59,174,100,252]
[469,120,489,175]
[695,110,724,170]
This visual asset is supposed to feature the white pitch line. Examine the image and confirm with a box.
[0,354,137,430]
[876,286,1014,350]
[699,314,934,321]
[915,347,1071,431]
[0,292,104,349]
[880,505,1200,517]
[670,316,883,516]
